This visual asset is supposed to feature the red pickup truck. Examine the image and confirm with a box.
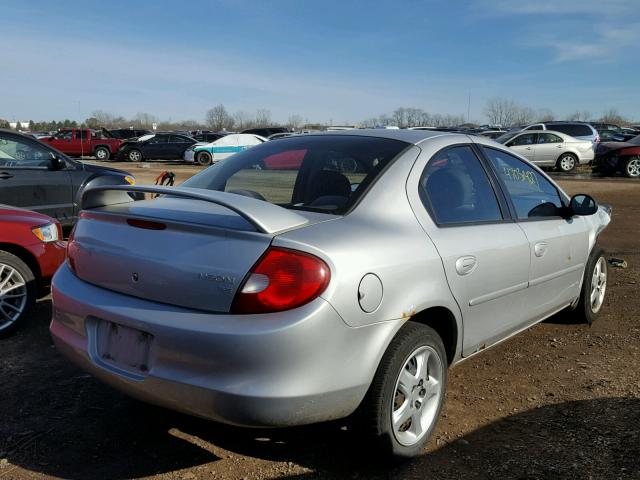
[40,128,123,161]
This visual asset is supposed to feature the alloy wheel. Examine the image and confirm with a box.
[391,345,443,447]
[0,263,28,331]
[626,157,640,177]
[590,257,607,313]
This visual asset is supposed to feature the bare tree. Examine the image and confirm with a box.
[206,104,234,131]
[484,98,520,127]
[233,110,253,130]
[537,109,555,122]
[287,114,304,130]
[392,108,408,128]
[134,112,158,128]
[513,106,536,127]
[567,111,591,122]
[255,109,272,127]
[599,108,628,125]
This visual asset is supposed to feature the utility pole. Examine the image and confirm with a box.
[467,93,471,123]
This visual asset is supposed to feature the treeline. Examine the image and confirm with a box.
[2,99,636,132]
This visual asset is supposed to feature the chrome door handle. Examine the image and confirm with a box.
[455,255,477,275]
[534,242,548,257]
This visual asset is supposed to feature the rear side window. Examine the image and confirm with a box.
[419,146,503,225]
[182,135,408,213]
[552,124,592,137]
[538,133,562,144]
[483,147,563,219]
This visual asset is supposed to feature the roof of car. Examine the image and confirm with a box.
[307,128,462,144]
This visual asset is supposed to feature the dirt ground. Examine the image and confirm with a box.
[1,162,639,480]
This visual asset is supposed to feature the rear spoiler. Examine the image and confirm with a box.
[81,185,309,234]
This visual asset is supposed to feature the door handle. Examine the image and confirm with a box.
[0,172,14,179]
[525,146,532,150]
[455,255,477,275]
[534,242,548,257]
[557,144,563,148]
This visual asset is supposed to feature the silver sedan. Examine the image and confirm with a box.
[497,130,595,172]
[51,130,611,458]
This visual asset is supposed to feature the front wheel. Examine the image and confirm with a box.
[556,153,577,172]
[356,322,447,458]
[128,149,143,162]
[196,151,213,166]
[572,247,607,325]
[622,156,640,178]
[0,251,36,337]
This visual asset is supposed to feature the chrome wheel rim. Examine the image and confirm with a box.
[96,149,107,159]
[590,257,607,313]
[627,158,640,177]
[560,155,575,171]
[0,263,27,330]
[391,345,443,447]
[129,151,141,162]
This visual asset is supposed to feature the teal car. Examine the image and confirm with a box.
[184,133,267,165]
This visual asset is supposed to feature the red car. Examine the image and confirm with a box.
[0,206,66,336]
[39,128,124,161]
[593,135,640,178]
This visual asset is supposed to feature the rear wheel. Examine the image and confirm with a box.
[196,151,213,166]
[556,153,577,172]
[0,251,36,337]
[94,146,110,161]
[622,156,640,178]
[356,322,447,458]
[572,247,607,325]
[128,149,143,162]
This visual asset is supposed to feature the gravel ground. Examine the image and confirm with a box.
[1,163,638,480]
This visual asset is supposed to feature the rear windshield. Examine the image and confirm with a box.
[182,135,408,214]
[551,124,592,137]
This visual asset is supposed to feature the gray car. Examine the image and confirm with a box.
[51,130,611,458]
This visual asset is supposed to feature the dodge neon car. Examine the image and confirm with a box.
[51,130,611,457]
[183,133,267,165]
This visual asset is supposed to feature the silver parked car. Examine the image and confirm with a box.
[496,130,595,172]
[51,130,611,458]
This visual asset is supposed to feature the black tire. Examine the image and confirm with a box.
[356,322,448,458]
[0,251,37,337]
[622,156,640,178]
[556,153,578,172]
[94,146,110,161]
[128,149,143,162]
[572,246,607,325]
[196,151,213,166]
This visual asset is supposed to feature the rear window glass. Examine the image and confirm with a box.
[182,135,408,213]
[552,124,592,137]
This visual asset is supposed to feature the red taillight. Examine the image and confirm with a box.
[231,247,330,314]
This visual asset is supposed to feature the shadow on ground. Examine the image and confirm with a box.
[2,301,638,479]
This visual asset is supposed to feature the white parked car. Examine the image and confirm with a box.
[184,133,267,165]
[496,130,595,172]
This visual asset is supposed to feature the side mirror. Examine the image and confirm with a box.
[568,194,598,216]
[49,153,65,171]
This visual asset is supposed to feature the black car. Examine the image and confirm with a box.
[0,129,137,227]
[109,128,152,140]
[241,127,290,138]
[116,133,197,162]
[194,132,227,143]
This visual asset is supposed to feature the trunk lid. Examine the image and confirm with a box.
[69,186,335,312]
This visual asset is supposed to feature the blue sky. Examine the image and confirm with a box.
[1,0,638,124]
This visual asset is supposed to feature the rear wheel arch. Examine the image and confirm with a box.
[408,306,459,365]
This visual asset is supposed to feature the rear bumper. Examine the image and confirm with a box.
[50,264,401,427]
